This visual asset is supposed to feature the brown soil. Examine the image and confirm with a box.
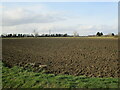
[2,38,119,77]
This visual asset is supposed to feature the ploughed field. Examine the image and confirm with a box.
[2,37,119,77]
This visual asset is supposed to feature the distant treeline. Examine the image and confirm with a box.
[1,33,70,38]
[1,32,117,38]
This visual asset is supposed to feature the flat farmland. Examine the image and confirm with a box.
[2,37,119,77]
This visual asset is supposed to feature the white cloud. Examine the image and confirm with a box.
[2,5,66,26]
[0,6,3,9]
[2,23,117,36]
[76,24,117,35]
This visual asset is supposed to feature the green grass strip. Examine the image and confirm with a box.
[2,62,119,88]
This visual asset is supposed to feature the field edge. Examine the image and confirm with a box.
[1,61,119,88]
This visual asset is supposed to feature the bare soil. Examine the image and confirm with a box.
[2,38,119,77]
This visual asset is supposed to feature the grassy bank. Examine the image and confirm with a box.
[2,63,119,88]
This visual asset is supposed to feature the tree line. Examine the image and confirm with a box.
[1,32,116,38]
[1,33,69,38]
[96,32,115,36]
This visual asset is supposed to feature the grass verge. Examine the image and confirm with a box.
[2,62,119,88]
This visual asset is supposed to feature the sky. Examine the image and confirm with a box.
[0,2,118,36]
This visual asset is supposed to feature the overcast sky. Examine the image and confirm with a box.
[0,2,118,36]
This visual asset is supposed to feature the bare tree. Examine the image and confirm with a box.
[73,31,79,37]
[49,29,51,36]
[33,29,39,37]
